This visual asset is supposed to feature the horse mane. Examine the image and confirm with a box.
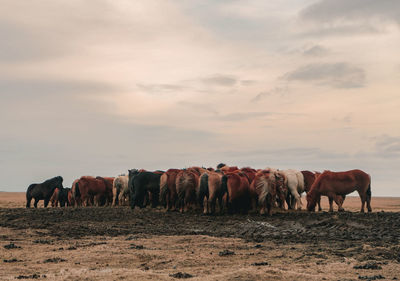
[216,163,226,169]
[42,176,63,186]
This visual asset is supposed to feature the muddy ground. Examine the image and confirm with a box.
[1,195,400,280]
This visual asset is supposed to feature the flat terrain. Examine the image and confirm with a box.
[1,192,399,280]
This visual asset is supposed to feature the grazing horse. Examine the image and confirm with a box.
[307,169,371,213]
[129,170,162,209]
[95,177,114,206]
[250,170,278,215]
[26,176,63,208]
[220,165,239,174]
[71,179,82,207]
[302,170,324,211]
[279,169,304,210]
[58,187,71,207]
[160,169,181,211]
[50,188,60,207]
[198,170,224,215]
[112,175,129,206]
[75,176,111,207]
[221,171,251,214]
[176,169,200,213]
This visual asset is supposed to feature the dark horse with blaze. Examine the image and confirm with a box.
[307,169,371,213]
[26,176,63,208]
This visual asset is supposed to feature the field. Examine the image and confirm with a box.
[1,192,400,280]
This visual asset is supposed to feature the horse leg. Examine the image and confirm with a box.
[26,195,32,208]
[290,187,302,210]
[317,195,322,211]
[366,195,372,213]
[333,194,344,211]
[358,190,366,213]
[328,197,334,212]
[34,198,39,208]
[44,198,50,208]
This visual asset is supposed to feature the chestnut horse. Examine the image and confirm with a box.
[160,169,181,211]
[176,169,200,213]
[306,169,371,213]
[71,179,82,207]
[50,188,60,207]
[198,170,224,215]
[251,169,285,215]
[26,176,63,208]
[96,177,114,206]
[302,170,325,211]
[221,171,251,214]
[75,176,112,207]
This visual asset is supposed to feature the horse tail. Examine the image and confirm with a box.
[257,176,269,207]
[221,175,229,203]
[74,182,81,199]
[26,184,35,199]
[198,173,209,207]
[160,173,168,206]
[366,175,371,200]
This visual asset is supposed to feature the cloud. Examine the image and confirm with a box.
[252,86,288,102]
[201,74,238,87]
[374,135,400,158]
[284,63,366,89]
[300,0,400,25]
[303,45,329,57]
[0,78,117,97]
[136,83,186,94]
[217,111,272,122]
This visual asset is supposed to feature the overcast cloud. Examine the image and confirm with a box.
[0,0,399,196]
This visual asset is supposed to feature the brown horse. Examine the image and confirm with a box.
[71,179,82,207]
[307,169,371,212]
[75,176,112,207]
[160,168,181,211]
[95,177,114,206]
[221,171,251,214]
[175,169,200,213]
[198,171,225,215]
[302,170,322,211]
[50,188,60,207]
[220,165,239,174]
[250,171,277,215]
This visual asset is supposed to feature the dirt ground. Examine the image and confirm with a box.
[1,193,399,280]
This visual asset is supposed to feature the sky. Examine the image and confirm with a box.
[1,0,399,196]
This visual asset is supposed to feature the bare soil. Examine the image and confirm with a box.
[1,193,399,280]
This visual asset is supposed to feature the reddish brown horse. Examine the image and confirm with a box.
[220,165,239,173]
[302,170,322,211]
[95,177,114,206]
[50,188,60,207]
[175,169,199,213]
[198,171,225,215]
[221,171,251,214]
[160,168,181,211]
[75,176,113,207]
[71,179,82,207]
[307,169,371,212]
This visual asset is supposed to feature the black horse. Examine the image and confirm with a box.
[26,176,63,208]
[129,170,162,209]
[58,187,71,207]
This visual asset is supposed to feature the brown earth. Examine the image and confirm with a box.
[1,192,399,280]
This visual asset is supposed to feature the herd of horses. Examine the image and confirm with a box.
[25,164,372,215]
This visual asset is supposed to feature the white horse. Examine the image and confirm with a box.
[112,175,129,206]
[279,169,304,210]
